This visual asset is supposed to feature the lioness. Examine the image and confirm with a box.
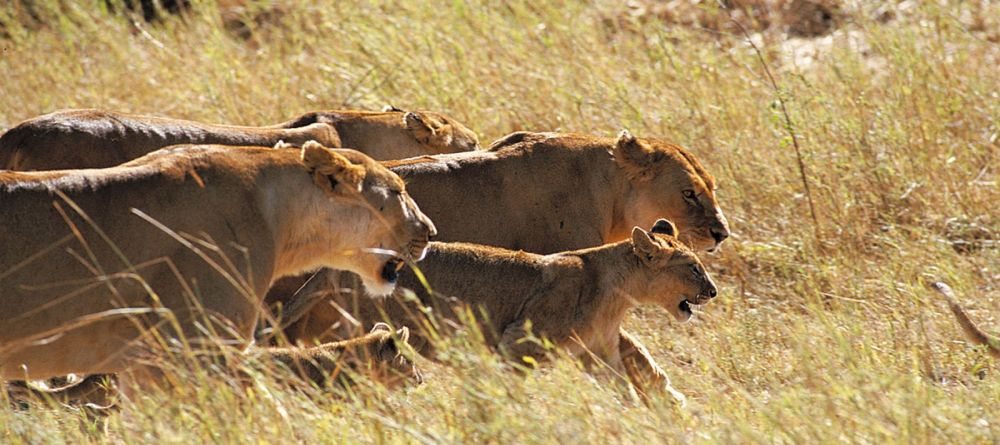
[0,107,479,170]
[931,282,1000,358]
[275,130,729,396]
[0,142,435,388]
[327,219,716,400]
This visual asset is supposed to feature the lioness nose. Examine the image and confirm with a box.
[711,229,729,244]
[425,219,438,238]
[708,286,718,298]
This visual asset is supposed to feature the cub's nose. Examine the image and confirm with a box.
[704,280,718,299]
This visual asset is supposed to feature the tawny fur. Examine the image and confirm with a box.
[0,142,435,387]
[385,130,729,253]
[308,222,717,401]
[0,107,479,170]
[932,282,1000,359]
[6,374,116,408]
[271,130,730,397]
[259,323,421,389]
[6,324,420,409]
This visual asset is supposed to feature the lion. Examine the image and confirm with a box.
[0,141,435,393]
[322,219,716,402]
[272,130,729,397]
[259,322,422,389]
[0,107,479,170]
[6,323,421,409]
[931,282,1000,358]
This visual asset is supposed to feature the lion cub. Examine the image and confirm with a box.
[6,324,420,409]
[259,323,422,389]
[326,219,717,399]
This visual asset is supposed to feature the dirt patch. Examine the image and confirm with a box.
[617,0,844,37]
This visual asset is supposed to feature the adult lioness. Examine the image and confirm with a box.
[0,142,435,386]
[285,107,481,158]
[398,130,730,253]
[0,107,479,170]
[326,219,716,401]
[274,130,729,396]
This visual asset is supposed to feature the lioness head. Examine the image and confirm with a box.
[300,142,437,296]
[402,110,480,153]
[615,130,731,252]
[630,219,718,322]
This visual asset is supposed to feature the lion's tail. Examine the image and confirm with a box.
[932,281,1000,359]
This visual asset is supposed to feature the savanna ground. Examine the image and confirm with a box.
[1,0,999,443]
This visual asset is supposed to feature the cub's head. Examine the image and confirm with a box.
[300,142,436,296]
[614,130,731,252]
[400,109,480,154]
[360,323,424,388]
[630,219,718,322]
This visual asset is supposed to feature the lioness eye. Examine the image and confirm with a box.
[682,190,695,199]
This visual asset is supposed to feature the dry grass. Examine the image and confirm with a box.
[2,0,999,443]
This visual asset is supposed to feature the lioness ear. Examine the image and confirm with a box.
[300,141,365,193]
[650,218,677,237]
[370,322,392,335]
[383,104,405,112]
[631,226,658,258]
[614,129,657,179]
[404,112,440,143]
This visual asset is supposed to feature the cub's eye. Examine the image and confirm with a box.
[682,190,696,199]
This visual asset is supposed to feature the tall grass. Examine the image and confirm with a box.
[1,1,998,443]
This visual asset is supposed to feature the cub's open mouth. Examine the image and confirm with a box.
[380,258,405,283]
[678,300,693,318]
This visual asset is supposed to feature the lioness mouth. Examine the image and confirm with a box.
[380,258,405,284]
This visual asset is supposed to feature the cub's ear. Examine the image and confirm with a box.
[383,104,405,112]
[396,326,411,344]
[650,218,677,237]
[300,141,365,193]
[370,322,393,335]
[613,129,657,179]
[631,226,658,258]
[404,112,440,143]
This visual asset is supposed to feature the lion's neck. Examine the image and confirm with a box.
[259,169,364,281]
[571,242,644,328]
[563,147,632,245]
[330,117,413,160]
[604,174,637,244]
[522,145,633,249]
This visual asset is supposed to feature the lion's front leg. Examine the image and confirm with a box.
[618,328,685,406]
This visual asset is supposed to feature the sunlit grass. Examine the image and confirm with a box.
[1,0,999,443]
